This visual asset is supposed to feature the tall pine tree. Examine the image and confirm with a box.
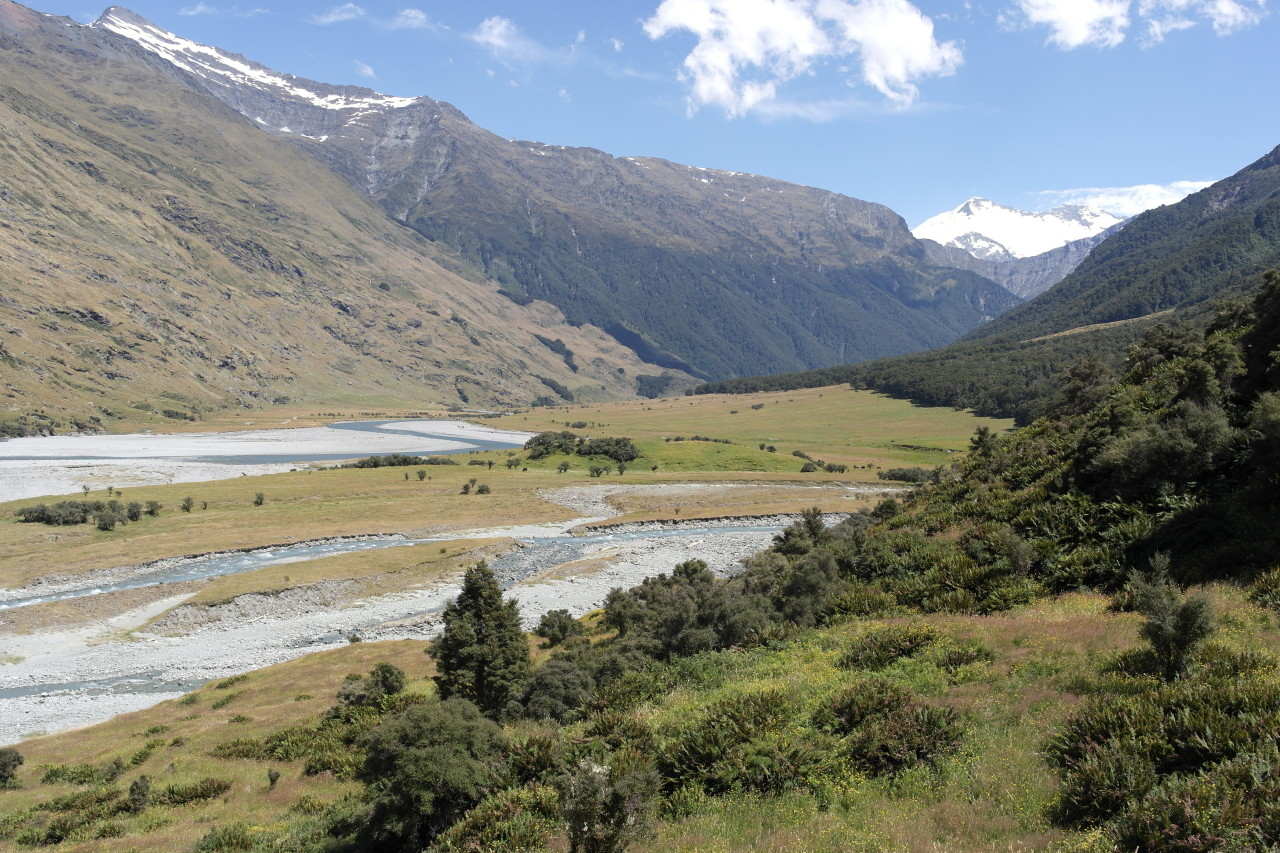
[428,562,531,718]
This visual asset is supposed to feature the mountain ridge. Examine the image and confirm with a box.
[92,5,1022,382]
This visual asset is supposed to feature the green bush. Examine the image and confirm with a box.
[433,783,560,852]
[194,822,256,852]
[838,624,940,670]
[811,678,912,735]
[535,609,584,647]
[844,703,964,775]
[154,778,232,806]
[0,747,21,786]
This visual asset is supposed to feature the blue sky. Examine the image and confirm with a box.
[42,0,1280,226]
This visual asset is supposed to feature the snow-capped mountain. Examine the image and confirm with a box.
[913,197,1124,261]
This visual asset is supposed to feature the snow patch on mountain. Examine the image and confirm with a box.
[93,6,417,113]
[913,197,1123,260]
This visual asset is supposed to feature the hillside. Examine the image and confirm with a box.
[3,274,1280,850]
[93,6,1021,383]
[698,144,1280,422]
[0,0,687,434]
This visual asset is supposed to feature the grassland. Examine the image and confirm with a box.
[1,386,1010,592]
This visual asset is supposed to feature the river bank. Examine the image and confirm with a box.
[0,482,894,744]
[0,419,532,501]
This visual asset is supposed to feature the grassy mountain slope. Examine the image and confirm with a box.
[696,145,1280,423]
[0,0,677,434]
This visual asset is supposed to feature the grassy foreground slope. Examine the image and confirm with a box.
[9,302,1280,853]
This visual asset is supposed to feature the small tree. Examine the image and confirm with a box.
[181,496,194,513]
[127,774,151,812]
[145,500,162,516]
[253,492,265,506]
[358,699,504,851]
[0,747,22,787]
[1129,553,1214,681]
[557,461,571,474]
[417,469,427,481]
[428,563,531,718]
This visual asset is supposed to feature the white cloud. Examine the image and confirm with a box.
[1011,0,1266,47]
[642,0,961,118]
[1011,0,1129,48]
[1034,180,1213,217]
[470,16,560,64]
[311,3,365,25]
[180,2,268,15]
[391,9,432,29]
[354,59,376,78]
[609,37,625,51]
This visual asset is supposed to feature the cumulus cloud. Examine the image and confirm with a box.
[642,0,961,118]
[311,3,365,25]
[1008,0,1266,48]
[354,59,376,78]
[1034,180,1213,217]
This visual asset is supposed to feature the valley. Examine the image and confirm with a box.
[0,0,1278,850]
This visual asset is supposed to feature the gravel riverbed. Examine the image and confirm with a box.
[0,482,890,744]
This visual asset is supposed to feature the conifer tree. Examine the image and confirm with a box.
[428,562,530,717]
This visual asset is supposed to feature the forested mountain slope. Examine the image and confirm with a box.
[698,145,1280,422]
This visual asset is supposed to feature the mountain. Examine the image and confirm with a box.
[918,224,1122,300]
[913,197,1124,261]
[94,7,1021,382]
[696,145,1280,423]
[911,198,1126,300]
[0,0,675,433]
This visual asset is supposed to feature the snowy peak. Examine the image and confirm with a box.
[913,197,1123,260]
[92,7,419,115]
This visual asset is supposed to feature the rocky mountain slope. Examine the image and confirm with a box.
[94,6,1021,382]
[0,0,674,433]
[919,224,1122,299]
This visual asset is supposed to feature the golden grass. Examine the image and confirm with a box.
[0,640,436,853]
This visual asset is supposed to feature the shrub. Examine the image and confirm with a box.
[253,492,264,506]
[844,703,964,775]
[838,624,940,670]
[194,822,255,852]
[0,748,21,787]
[181,496,194,512]
[811,679,913,735]
[534,609,584,647]
[155,778,232,805]
[433,783,560,852]
[556,752,660,853]
[517,659,595,723]
[659,689,813,795]
[878,467,933,483]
